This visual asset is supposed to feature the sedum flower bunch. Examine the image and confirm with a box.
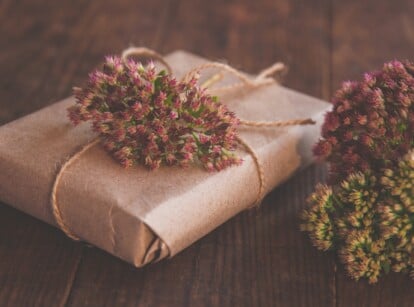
[68,56,242,171]
[302,151,414,283]
[313,60,414,184]
[302,61,414,283]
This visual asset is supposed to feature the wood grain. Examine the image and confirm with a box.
[0,0,413,306]
[0,205,82,306]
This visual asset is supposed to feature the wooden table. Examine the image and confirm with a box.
[1,0,413,306]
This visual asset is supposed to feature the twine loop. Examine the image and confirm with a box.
[122,46,173,74]
[51,47,315,241]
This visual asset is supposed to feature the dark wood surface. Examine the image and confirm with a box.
[1,0,413,306]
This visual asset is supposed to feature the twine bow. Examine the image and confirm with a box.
[51,47,315,241]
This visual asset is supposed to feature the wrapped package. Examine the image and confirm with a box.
[0,50,330,266]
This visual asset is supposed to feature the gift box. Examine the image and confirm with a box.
[0,50,330,267]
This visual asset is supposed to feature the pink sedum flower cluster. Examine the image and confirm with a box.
[68,56,242,171]
[314,60,414,183]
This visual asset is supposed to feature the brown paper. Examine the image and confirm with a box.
[0,51,331,267]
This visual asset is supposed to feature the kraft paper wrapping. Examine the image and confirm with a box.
[0,51,331,267]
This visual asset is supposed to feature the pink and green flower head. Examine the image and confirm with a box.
[68,56,242,171]
[314,60,414,183]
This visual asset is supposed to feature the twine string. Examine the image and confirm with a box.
[51,138,99,241]
[180,61,312,128]
[51,47,315,240]
[180,58,314,206]
[121,46,173,74]
[182,61,286,93]
[235,136,265,207]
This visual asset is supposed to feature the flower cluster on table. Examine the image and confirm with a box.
[302,60,414,283]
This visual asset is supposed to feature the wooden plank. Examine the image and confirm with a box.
[66,0,334,306]
[332,0,414,90]
[0,205,82,307]
[0,1,94,305]
[331,1,414,306]
[0,0,98,124]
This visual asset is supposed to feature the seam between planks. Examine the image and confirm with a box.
[60,248,84,307]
